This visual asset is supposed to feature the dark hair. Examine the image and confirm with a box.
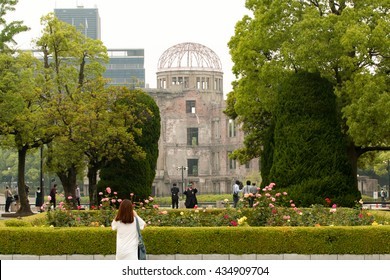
[115,199,134,224]
[246,180,251,185]
[173,183,177,186]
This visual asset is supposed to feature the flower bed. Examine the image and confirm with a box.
[37,185,390,228]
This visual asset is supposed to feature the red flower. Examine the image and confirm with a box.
[325,198,331,204]
[223,215,229,219]
[230,221,238,226]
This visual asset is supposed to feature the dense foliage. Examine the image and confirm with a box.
[97,91,161,200]
[225,0,390,206]
[269,72,360,206]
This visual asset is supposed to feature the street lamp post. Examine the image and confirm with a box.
[177,166,188,197]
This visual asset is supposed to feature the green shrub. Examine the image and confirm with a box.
[4,219,31,227]
[1,226,390,255]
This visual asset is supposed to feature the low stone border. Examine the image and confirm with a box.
[1,254,390,260]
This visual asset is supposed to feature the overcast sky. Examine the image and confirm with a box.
[7,0,250,95]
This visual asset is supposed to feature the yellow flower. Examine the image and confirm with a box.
[180,212,184,215]
[372,221,379,226]
[224,198,229,203]
[238,216,247,225]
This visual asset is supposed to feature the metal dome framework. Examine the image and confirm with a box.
[157,42,222,72]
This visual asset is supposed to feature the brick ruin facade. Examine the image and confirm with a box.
[146,43,260,197]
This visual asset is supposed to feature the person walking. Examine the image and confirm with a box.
[232,180,241,208]
[49,184,57,209]
[111,199,146,260]
[75,185,81,207]
[249,182,258,207]
[35,187,43,212]
[381,188,387,208]
[4,186,13,212]
[171,183,180,209]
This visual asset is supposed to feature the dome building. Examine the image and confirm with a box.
[147,42,259,197]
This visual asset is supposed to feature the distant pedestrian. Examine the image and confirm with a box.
[4,186,13,212]
[184,183,198,208]
[35,187,43,212]
[232,180,241,208]
[249,182,258,207]
[49,184,57,209]
[75,185,81,207]
[381,188,387,208]
[171,183,180,209]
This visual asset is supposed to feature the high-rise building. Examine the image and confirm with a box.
[54,6,145,88]
[54,6,101,40]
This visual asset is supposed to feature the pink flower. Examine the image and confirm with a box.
[332,204,337,208]
[153,204,159,209]
[91,205,95,210]
[291,203,295,207]
[283,215,290,220]
[106,187,111,194]
[269,203,274,208]
[48,195,52,201]
[113,192,117,195]
[223,215,229,219]
[77,205,81,210]
[275,193,281,197]
[99,192,103,195]
[118,199,122,203]
[67,196,72,200]
[111,199,116,203]
[144,199,149,204]
[130,193,134,197]
[271,197,276,202]
[283,192,288,195]
[194,205,198,209]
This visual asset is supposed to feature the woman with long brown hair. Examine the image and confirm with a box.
[111,199,146,260]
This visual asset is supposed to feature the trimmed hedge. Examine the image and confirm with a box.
[1,226,390,255]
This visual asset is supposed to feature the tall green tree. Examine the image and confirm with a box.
[97,90,161,201]
[226,0,390,195]
[35,14,110,207]
[0,0,28,52]
[0,52,57,214]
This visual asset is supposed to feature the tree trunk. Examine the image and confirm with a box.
[88,165,99,208]
[16,146,33,215]
[57,165,77,209]
[346,141,359,187]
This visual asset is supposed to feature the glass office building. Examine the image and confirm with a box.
[54,6,145,88]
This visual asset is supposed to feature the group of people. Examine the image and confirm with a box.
[170,182,198,209]
[232,180,258,208]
